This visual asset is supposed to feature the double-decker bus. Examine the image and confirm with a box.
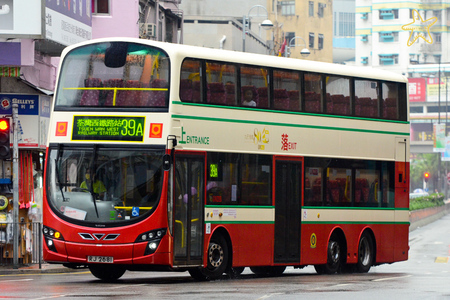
[43,38,410,281]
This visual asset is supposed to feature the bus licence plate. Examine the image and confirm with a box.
[87,256,114,263]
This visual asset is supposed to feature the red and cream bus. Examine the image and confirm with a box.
[43,38,410,281]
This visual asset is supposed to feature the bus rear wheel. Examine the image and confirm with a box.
[356,231,374,273]
[189,235,229,281]
[88,264,126,282]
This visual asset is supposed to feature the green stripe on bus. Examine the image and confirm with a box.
[171,101,409,125]
[171,114,409,136]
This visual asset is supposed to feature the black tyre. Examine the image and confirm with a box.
[188,267,208,281]
[250,266,286,276]
[356,231,374,273]
[315,233,342,274]
[324,234,342,274]
[189,235,229,281]
[229,267,245,277]
[267,266,286,276]
[88,264,126,282]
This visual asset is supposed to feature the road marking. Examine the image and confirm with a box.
[258,293,284,299]
[0,278,33,283]
[31,296,67,300]
[372,275,412,282]
[435,257,449,263]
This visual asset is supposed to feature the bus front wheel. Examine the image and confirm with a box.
[88,264,126,282]
[356,231,374,273]
[189,235,229,281]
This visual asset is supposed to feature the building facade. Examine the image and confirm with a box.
[269,0,333,62]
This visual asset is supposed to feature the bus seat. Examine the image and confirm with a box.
[368,99,378,117]
[355,178,369,204]
[192,80,202,102]
[335,178,348,203]
[208,82,226,105]
[257,87,269,108]
[305,92,321,113]
[117,80,141,106]
[383,98,397,119]
[148,79,168,106]
[288,90,300,111]
[274,89,289,110]
[80,78,102,106]
[356,97,371,117]
[191,80,210,103]
[326,93,333,114]
[180,79,193,101]
[139,82,151,106]
[327,180,340,204]
[225,83,236,105]
[103,79,125,106]
[331,94,349,115]
[312,177,322,204]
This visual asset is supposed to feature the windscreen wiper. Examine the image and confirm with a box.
[54,145,67,202]
[88,145,99,218]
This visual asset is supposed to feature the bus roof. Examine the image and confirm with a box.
[62,37,408,84]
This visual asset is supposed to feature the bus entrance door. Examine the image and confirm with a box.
[173,154,205,267]
[274,158,302,263]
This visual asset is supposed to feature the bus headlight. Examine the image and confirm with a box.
[135,228,166,243]
[144,240,161,256]
[43,225,64,253]
[135,228,167,256]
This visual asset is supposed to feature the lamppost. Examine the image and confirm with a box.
[242,5,273,52]
[285,36,310,58]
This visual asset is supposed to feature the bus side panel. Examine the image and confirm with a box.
[393,224,409,262]
[210,223,274,267]
[300,224,329,265]
[371,224,394,263]
[395,162,410,209]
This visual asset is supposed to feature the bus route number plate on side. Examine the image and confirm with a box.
[87,256,114,263]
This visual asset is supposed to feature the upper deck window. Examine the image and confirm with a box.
[55,42,170,110]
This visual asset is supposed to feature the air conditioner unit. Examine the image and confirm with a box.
[139,23,156,38]
[147,23,156,37]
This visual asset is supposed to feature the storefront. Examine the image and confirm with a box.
[0,93,50,265]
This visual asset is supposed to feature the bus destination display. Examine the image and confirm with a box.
[72,116,145,141]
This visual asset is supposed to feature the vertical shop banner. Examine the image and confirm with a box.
[433,123,445,152]
[39,96,51,149]
[442,137,450,161]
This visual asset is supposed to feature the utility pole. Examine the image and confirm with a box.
[12,104,19,268]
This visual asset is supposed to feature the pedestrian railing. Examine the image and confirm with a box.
[0,221,42,268]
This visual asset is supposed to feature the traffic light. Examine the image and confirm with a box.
[0,118,11,160]
[424,172,430,183]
